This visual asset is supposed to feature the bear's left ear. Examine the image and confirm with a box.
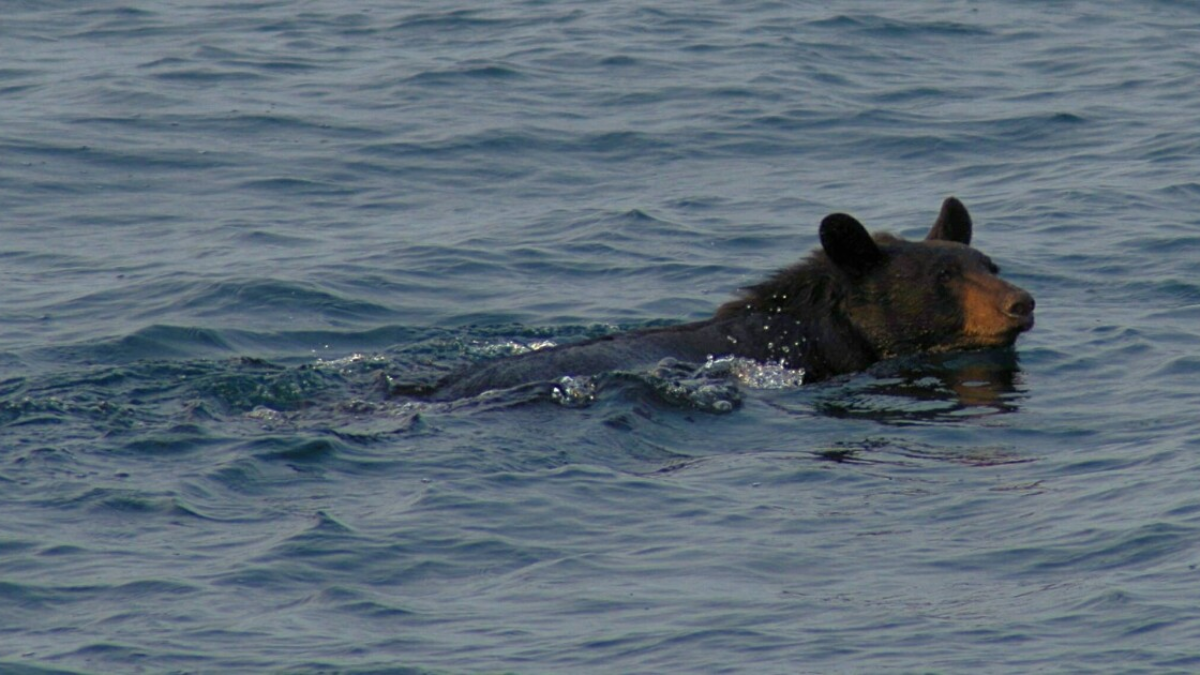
[926,196,972,245]
[821,213,884,275]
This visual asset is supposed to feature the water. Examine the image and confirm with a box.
[3,1,1200,673]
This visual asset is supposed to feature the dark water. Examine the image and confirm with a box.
[4,2,1200,673]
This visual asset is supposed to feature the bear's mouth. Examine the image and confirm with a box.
[958,310,1034,351]
[1008,311,1035,333]
[997,311,1035,342]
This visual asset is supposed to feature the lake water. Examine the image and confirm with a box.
[3,2,1200,673]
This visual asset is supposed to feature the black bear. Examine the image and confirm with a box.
[422,198,1034,400]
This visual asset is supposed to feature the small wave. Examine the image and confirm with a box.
[571,358,747,414]
[391,8,515,32]
[247,435,347,463]
[807,14,993,39]
[404,63,526,86]
[149,67,265,83]
[644,368,741,414]
[236,176,354,195]
[180,279,395,322]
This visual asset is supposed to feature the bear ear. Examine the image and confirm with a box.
[926,196,972,245]
[820,213,884,275]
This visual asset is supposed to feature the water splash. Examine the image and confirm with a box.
[551,375,597,407]
[470,339,559,359]
[701,355,805,390]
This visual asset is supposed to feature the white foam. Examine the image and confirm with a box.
[471,339,558,359]
[313,352,388,369]
[702,355,806,390]
[551,375,597,407]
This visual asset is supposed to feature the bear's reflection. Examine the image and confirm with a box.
[812,349,1025,423]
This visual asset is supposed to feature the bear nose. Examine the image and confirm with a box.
[1006,291,1035,318]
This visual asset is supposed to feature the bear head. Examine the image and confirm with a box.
[719,198,1035,371]
[820,197,1035,359]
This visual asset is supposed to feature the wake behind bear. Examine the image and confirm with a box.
[417,198,1034,401]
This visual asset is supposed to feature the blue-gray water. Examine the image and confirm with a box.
[3,2,1200,673]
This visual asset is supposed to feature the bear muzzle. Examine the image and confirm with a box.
[960,276,1035,346]
[1004,290,1036,333]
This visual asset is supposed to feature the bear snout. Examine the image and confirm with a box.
[1005,290,1036,331]
[960,275,1036,345]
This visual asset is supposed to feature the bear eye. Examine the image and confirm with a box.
[936,267,955,284]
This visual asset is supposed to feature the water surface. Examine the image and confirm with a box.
[3,2,1200,673]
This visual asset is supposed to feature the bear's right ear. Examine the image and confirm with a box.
[820,213,883,275]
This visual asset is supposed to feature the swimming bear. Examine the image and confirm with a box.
[421,198,1034,401]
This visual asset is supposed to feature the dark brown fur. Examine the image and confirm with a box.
[420,198,1034,400]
